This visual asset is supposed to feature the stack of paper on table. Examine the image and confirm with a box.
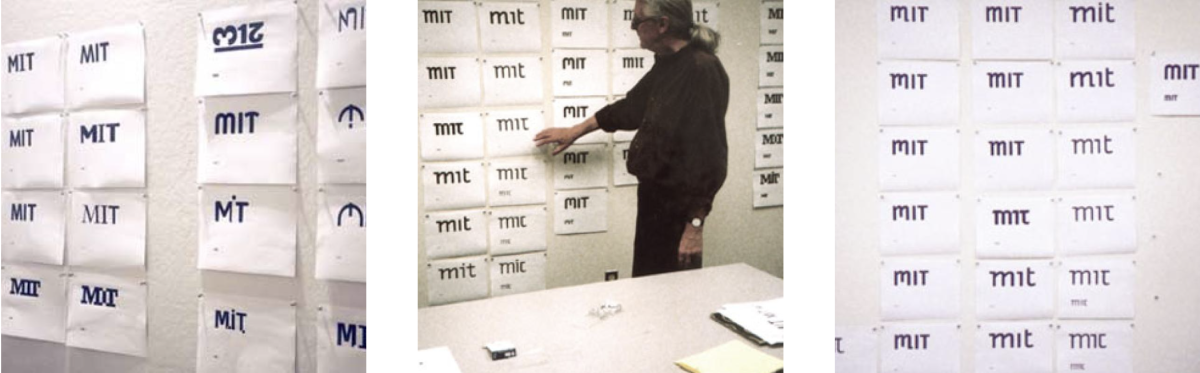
[711,297,784,346]
[676,340,784,373]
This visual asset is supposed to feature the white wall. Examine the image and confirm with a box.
[837,0,1200,371]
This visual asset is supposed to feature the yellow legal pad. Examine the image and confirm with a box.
[675,340,784,373]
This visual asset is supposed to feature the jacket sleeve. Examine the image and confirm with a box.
[595,68,653,132]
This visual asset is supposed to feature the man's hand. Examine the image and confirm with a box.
[533,126,579,156]
[678,223,703,270]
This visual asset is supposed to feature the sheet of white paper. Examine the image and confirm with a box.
[1,190,66,265]
[480,2,542,53]
[1056,61,1136,123]
[552,0,608,49]
[198,185,297,277]
[835,326,878,373]
[490,252,547,297]
[1056,322,1132,373]
[879,323,960,373]
[68,109,146,188]
[880,258,960,321]
[2,114,64,189]
[67,191,146,268]
[755,129,784,169]
[1058,195,1136,256]
[1055,0,1135,60]
[316,0,366,89]
[552,49,609,97]
[612,142,638,186]
[1057,127,1135,190]
[417,346,463,373]
[760,1,783,44]
[1,263,67,343]
[316,305,366,373]
[753,168,783,208]
[197,293,295,373]
[315,186,366,283]
[489,206,548,256]
[975,322,1054,373]
[879,192,960,256]
[1149,52,1200,116]
[975,196,1055,259]
[1058,258,1135,319]
[759,45,784,88]
[971,0,1054,60]
[196,1,298,96]
[424,209,488,260]
[427,257,489,306]
[554,188,607,234]
[975,260,1055,320]
[878,0,960,60]
[485,110,545,158]
[199,94,297,184]
[418,57,482,109]
[420,112,485,162]
[757,88,784,129]
[694,1,720,31]
[972,62,1053,124]
[417,1,478,54]
[611,1,639,49]
[317,87,366,184]
[878,127,960,191]
[611,49,653,95]
[422,161,487,211]
[488,157,547,207]
[554,143,608,190]
[553,97,610,144]
[66,270,146,357]
[878,61,960,126]
[483,57,543,106]
[975,128,1055,191]
[2,37,65,115]
[66,23,145,109]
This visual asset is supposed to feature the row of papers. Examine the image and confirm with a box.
[425,252,547,306]
[1,24,145,115]
[2,111,146,190]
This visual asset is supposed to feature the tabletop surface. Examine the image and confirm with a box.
[418,263,784,372]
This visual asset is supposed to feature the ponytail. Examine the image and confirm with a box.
[690,23,720,54]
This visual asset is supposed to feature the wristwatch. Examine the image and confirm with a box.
[690,217,703,228]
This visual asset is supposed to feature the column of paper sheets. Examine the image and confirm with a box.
[755,0,784,209]
[2,23,150,360]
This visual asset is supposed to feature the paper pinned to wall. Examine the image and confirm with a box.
[975,128,1056,191]
[316,0,366,89]
[1,190,66,266]
[878,61,960,126]
[553,97,610,144]
[878,127,960,191]
[554,188,608,234]
[553,49,610,97]
[199,94,297,185]
[1056,61,1136,123]
[879,192,959,256]
[316,305,366,373]
[67,191,146,268]
[66,270,147,357]
[424,209,488,260]
[612,49,653,95]
[760,1,783,44]
[976,260,1055,320]
[418,57,482,109]
[554,143,608,190]
[485,110,545,158]
[755,129,784,169]
[612,142,638,186]
[195,1,299,96]
[480,2,542,53]
[975,196,1055,259]
[420,112,485,162]
[972,62,1053,124]
[1055,0,1135,60]
[1149,52,1200,116]
[2,114,65,189]
[483,57,544,106]
[753,168,783,208]
[489,206,548,256]
[1,263,67,343]
[490,252,547,297]
[68,109,147,188]
[758,45,784,87]
[879,323,960,373]
[880,258,960,321]
[757,88,784,129]
[417,1,478,54]
[1056,322,1132,373]
[2,37,66,115]
[1058,195,1136,256]
[317,87,366,184]
[427,257,489,306]
[1058,258,1135,319]
[422,161,487,211]
[551,0,608,49]
[316,185,366,283]
[610,1,639,49]
[66,23,145,109]
[971,0,1053,60]
[198,185,297,277]
[835,326,878,373]
[488,157,547,207]
[1057,127,1136,190]
[197,293,296,373]
[877,0,960,60]
[975,322,1054,373]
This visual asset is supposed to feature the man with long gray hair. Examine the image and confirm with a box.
[534,0,729,277]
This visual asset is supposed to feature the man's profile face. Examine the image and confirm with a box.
[632,0,663,51]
